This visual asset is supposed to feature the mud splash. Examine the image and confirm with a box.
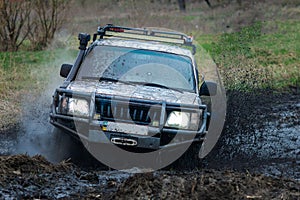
[203,90,300,179]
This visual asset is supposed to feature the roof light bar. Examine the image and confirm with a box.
[93,24,196,54]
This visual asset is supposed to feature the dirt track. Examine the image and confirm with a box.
[0,89,299,199]
[0,154,299,199]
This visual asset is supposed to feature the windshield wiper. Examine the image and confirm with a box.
[99,77,119,82]
[82,76,121,82]
[99,77,137,85]
[81,76,99,80]
[128,81,183,93]
[81,76,134,85]
[81,76,121,83]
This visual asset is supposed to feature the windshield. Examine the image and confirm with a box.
[76,45,196,92]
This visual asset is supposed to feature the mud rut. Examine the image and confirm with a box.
[0,90,299,199]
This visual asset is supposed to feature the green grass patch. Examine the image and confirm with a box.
[195,34,219,52]
[196,20,300,90]
[183,15,197,21]
[0,49,77,100]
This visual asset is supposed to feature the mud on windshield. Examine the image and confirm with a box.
[76,46,196,92]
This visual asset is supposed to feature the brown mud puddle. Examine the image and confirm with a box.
[0,89,299,199]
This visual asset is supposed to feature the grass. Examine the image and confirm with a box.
[196,20,300,90]
[0,48,77,129]
[0,49,77,99]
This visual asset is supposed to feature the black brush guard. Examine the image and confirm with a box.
[50,89,208,150]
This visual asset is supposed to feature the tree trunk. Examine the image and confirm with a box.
[205,0,211,7]
[177,0,186,12]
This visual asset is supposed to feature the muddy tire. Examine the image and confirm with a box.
[51,128,84,162]
[51,128,71,161]
[164,143,203,170]
[52,129,108,168]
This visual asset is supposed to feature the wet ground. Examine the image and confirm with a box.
[0,155,299,199]
[203,90,300,180]
[0,89,299,199]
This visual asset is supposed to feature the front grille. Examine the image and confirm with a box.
[95,98,162,126]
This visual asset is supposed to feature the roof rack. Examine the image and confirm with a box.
[92,24,196,54]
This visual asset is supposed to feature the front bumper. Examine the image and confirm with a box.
[50,88,208,150]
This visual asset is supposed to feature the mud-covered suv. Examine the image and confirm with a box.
[50,24,216,151]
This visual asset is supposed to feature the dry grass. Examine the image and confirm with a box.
[64,0,299,34]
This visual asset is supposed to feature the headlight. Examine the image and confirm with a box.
[165,111,201,130]
[58,96,89,117]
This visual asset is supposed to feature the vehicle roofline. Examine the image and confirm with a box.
[92,38,194,58]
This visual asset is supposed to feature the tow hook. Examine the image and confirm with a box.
[111,137,138,146]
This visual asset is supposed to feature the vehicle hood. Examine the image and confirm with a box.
[67,81,198,105]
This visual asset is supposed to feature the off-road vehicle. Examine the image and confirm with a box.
[50,24,216,153]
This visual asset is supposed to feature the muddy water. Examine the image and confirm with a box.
[203,90,300,179]
[0,90,299,198]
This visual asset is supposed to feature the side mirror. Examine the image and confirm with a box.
[199,81,217,96]
[60,64,73,78]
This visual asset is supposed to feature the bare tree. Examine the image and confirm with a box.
[177,0,186,11]
[28,0,68,50]
[0,0,68,51]
[0,0,32,51]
